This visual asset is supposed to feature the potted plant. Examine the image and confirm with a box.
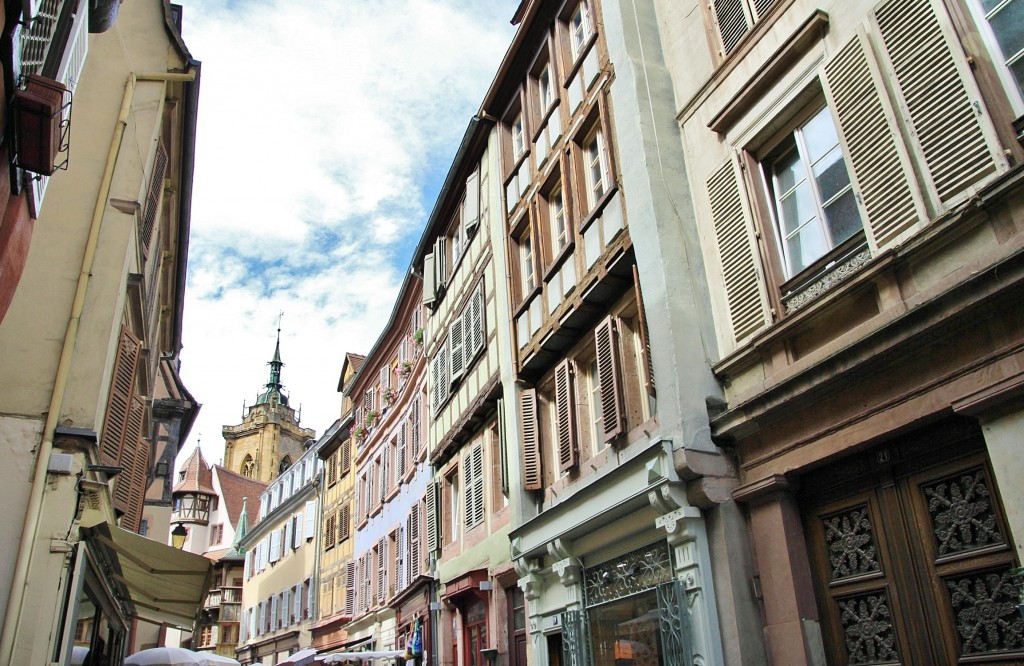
[414,327,424,346]
[351,424,367,443]
[383,387,399,405]
[365,410,379,428]
[398,361,413,379]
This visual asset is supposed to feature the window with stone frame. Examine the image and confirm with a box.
[708,0,780,58]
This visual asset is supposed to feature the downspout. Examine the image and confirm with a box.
[0,69,197,665]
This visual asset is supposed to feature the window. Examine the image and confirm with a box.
[538,63,555,113]
[544,179,570,263]
[512,112,526,160]
[520,231,536,294]
[569,1,592,60]
[210,523,224,546]
[762,105,862,278]
[327,453,338,486]
[324,514,336,551]
[431,281,486,414]
[968,0,1024,113]
[241,454,255,478]
[339,440,351,476]
[445,469,459,544]
[710,0,778,57]
[583,127,610,209]
[338,505,351,542]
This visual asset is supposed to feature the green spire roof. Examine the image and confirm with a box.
[255,327,288,407]
[225,497,250,559]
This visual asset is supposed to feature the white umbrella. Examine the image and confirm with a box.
[124,647,203,666]
[197,653,241,666]
[278,647,318,666]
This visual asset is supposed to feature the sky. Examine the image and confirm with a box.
[176,0,521,467]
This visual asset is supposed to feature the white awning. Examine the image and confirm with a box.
[318,650,409,664]
[82,520,214,628]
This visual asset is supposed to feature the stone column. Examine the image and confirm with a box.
[516,558,546,666]
[733,475,825,666]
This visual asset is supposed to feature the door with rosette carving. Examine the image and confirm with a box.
[802,420,1022,664]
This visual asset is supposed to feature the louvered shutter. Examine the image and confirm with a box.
[422,253,437,306]
[409,507,421,579]
[100,327,143,466]
[295,583,303,622]
[595,316,626,444]
[426,481,439,553]
[282,588,291,627]
[283,520,292,557]
[706,158,770,345]
[397,421,407,479]
[269,528,281,562]
[449,315,465,383]
[411,397,421,453]
[468,282,485,359]
[293,513,302,548]
[472,444,485,526]
[141,140,168,253]
[377,539,386,602]
[244,551,252,580]
[380,365,390,390]
[464,171,481,236]
[633,265,656,397]
[554,359,578,472]
[304,500,316,539]
[324,514,336,550]
[520,388,542,490]
[872,0,1004,207]
[339,505,350,541]
[270,594,278,629]
[431,346,449,414]
[713,0,751,55]
[345,561,356,616]
[341,439,351,475]
[113,395,148,532]
[821,33,924,252]
[381,449,390,497]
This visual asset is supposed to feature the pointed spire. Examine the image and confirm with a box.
[225,497,250,558]
[255,315,289,407]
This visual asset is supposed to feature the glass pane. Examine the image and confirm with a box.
[988,0,1024,61]
[787,222,829,274]
[823,189,862,245]
[779,182,816,236]
[812,145,852,203]
[590,590,661,666]
[801,107,841,164]
[1011,56,1024,98]
[773,147,802,195]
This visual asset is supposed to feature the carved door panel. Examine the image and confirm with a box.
[805,444,1022,664]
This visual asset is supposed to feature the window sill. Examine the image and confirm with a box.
[563,33,598,86]
[504,149,531,184]
[513,285,543,318]
[543,240,576,282]
[578,185,618,234]
[531,99,562,144]
[779,235,869,313]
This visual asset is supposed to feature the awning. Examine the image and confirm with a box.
[81,520,213,628]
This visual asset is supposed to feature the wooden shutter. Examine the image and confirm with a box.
[594,316,626,444]
[449,315,465,383]
[471,443,485,526]
[822,32,925,252]
[345,561,356,616]
[328,453,338,485]
[324,515,336,550]
[468,281,485,359]
[464,170,481,237]
[141,140,167,253]
[397,420,407,479]
[380,365,390,390]
[713,0,751,55]
[340,439,351,475]
[283,520,292,556]
[872,0,1004,206]
[339,505,350,541]
[411,397,421,453]
[434,236,447,289]
[632,265,656,397]
[554,359,578,472]
[113,395,148,532]
[101,327,143,466]
[396,524,406,592]
[304,499,316,539]
[409,506,421,578]
[426,481,439,553]
[422,253,436,306]
[377,538,386,602]
[520,388,542,491]
[706,159,769,345]
[431,346,449,414]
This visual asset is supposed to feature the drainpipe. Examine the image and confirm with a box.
[0,69,196,665]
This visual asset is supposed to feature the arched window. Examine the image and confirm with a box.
[279,456,292,474]
[241,454,256,478]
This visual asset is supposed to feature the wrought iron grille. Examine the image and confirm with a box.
[583,541,673,607]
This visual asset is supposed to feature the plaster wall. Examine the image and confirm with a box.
[980,408,1024,560]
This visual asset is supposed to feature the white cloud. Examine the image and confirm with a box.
[177,0,519,467]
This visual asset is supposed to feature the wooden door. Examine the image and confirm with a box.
[802,420,1022,664]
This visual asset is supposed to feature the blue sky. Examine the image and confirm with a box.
[177,0,520,465]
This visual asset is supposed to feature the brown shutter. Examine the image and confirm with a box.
[822,32,924,251]
[520,388,542,490]
[632,264,656,398]
[554,360,578,472]
[595,316,625,444]
[707,159,769,345]
[324,515,336,550]
[872,0,1004,206]
[340,439,351,475]
[113,395,148,532]
[141,140,167,253]
[101,327,143,466]
[344,562,356,616]
[339,505,350,541]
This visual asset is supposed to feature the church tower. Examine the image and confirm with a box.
[222,329,315,483]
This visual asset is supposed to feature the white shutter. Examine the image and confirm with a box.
[283,521,291,557]
[464,170,481,236]
[397,420,408,480]
[473,443,485,526]
[426,481,439,553]
[304,500,316,539]
[306,579,313,619]
[396,524,406,592]
[269,529,281,563]
[422,253,437,306]
[249,606,257,638]
[431,346,449,414]
[295,583,303,623]
[433,236,447,289]
[449,315,465,383]
[409,506,421,578]
[282,588,291,626]
[469,282,485,359]
[293,514,302,548]
[380,365,390,390]
[244,551,252,580]
[270,594,278,629]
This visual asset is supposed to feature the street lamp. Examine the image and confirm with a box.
[171,522,187,549]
